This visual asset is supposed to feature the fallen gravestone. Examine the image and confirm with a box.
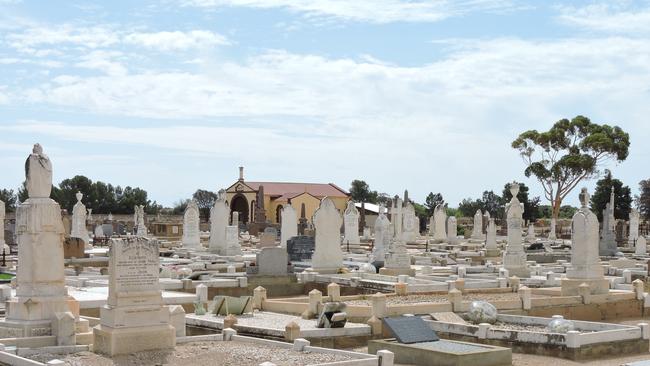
[383,316,439,344]
[316,302,347,328]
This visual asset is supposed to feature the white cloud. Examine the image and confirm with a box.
[75,50,127,76]
[6,24,120,50]
[557,2,650,33]
[181,0,521,24]
[123,30,230,50]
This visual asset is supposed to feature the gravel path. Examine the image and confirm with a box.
[29,341,357,366]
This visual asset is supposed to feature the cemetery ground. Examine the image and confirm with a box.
[4,144,650,366]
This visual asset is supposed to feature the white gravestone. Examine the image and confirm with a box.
[470,209,483,240]
[0,199,5,249]
[562,188,608,295]
[629,208,640,246]
[280,204,298,248]
[93,237,175,355]
[209,190,230,255]
[635,235,647,256]
[134,205,147,237]
[343,201,361,245]
[182,200,201,249]
[525,223,536,243]
[446,216,458,244]
[392,197,403,240]
[503,182,529,277]
[548,218,557,240]
[432,203,447,243]
[485,218,498,251]
[310,198,343,273]
[402,202,418,243]
[224,226,241,256]
[1,144,72,338]
[372,205,390,264]
[70,192,89,244]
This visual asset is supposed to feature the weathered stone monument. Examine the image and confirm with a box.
[599,187,617,256]
[635,235,647,256]
[391,196,403,240]
[629,208,640,246]
[371,205,390,265]
[250,185,268,235]
[503,182,529,277]
[343,201,361,250]
[70,192,89,244]
[0,199,5,250]
[562,188,609,295]
[402,202,418,243]
[224,225,241,255]
[209,189,230,254]
[485,218,499,256]
[298,203,308,236]
[182,200,201,249]
[432,202,447,243]
[134,205,147,237]
[446,216,458,244]
[381,235,413,276]
[310,198,343,273]
[470,209,483,240]
[93,237,176,355]
[548,218,557,240]
[287,235,315,261]
[280,204,298,248]
[256,247,289,275]
[525,223,536,243]
[1,144,74,338]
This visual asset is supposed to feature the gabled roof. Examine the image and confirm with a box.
[245,181,349,198]
[274,191,321,203]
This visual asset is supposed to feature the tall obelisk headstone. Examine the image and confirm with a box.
[629,208,640,246]
[93,237,175,355]
[2,144,71,337]
[503,182,529,277]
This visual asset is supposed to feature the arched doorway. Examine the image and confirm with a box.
[276,205,283,224]
[230,194,249,224]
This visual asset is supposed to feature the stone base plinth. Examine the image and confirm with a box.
[561,278,609,296]
[379,267,415,276]
[93,324,175,356]
[6,295,71,323]
[485,249,501,257]
[0,319,53,338]
[504,267,530,278]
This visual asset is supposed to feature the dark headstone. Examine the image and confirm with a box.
[383,316,439,344]
[287,235,315,261]
[317,302,347,328]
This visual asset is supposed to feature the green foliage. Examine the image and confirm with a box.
[193,189,217,219]
[481,190,502,218]
[446,207,459,218]
[0,189,17,212]
[424,192,444,216]
[638,179,650,219]
[458,197,482,218]
[512,116,630,218]
[349,180,378,204]
[501,182,540,222]
[537,205,578,219]
[589,170,632,221]
[172,199,191,215]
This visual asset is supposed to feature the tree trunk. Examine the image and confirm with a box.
[552,196,562,220]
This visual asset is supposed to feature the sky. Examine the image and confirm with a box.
[1,0,649,209]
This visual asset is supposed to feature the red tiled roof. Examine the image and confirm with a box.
[245,181,349,198]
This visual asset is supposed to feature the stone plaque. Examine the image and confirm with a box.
[383,316,439,344]
[287,235,315,261]
[112,238,160,294]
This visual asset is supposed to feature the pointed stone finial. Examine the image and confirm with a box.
[509,181,520,197]
[579,187,590,208]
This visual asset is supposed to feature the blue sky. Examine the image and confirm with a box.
[1,0,649,208]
